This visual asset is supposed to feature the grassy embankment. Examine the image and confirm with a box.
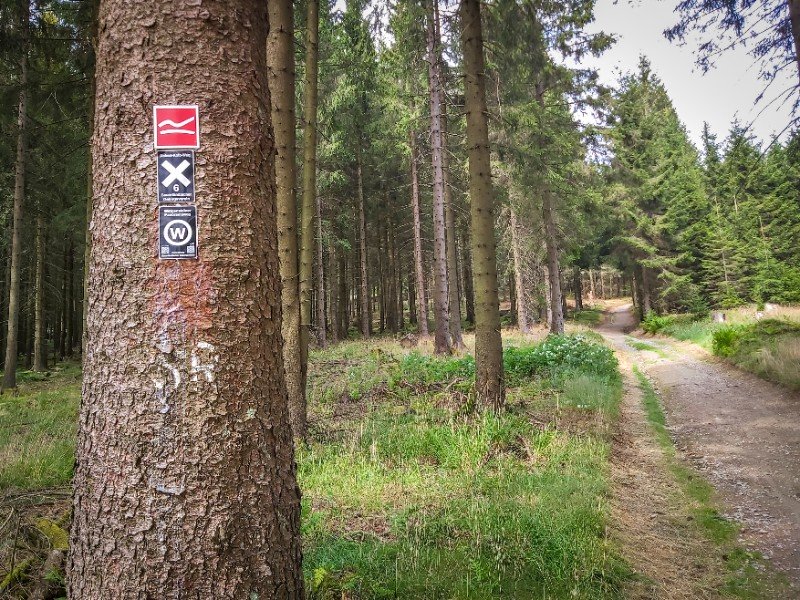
[641,305,800,390]
[1,332,629,598]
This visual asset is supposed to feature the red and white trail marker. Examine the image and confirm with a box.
[153,105,200,150]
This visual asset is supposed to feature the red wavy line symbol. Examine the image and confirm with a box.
[158,116,195,135]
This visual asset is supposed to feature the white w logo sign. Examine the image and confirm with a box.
[164,220,193,246]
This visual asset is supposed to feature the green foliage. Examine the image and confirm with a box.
[503,335,619,384]
[640,312,674,334]
[711,325,744,358]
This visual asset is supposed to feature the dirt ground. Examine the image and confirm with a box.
[601,304,800,592]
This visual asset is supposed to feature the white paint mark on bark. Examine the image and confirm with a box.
[190,341,218,382]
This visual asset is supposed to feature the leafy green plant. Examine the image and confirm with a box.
[641,312,674,334]
[711,326,744,358]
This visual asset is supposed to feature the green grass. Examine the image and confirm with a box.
[625,337,669,358]
[632,366,788,597]
[0,363,81,490]
[299,334,630,598]
[302,359,627,598]
[572,309,603,326]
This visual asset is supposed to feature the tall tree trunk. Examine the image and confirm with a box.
[408,272,417,325]
[315,193,327,347]
[542,190,564,334]
[83,1,98,358]
[543,264,553,329]
[461,0,504,409]
[509,209,529,333]
[409,130,429,336]
[59,245,67,361]
[3,0,29,390]
[338,250,348,338]
[268,0,305,438]
[357,153,370,338]
[788,0,800,84]
[300,0,319,416]
[438,35,463,349]
[67,1,304,595]
[33,210,46,371]
[427,0,451,354]
[641,264,653,315]
[328,238,338,344]
[66,240,75,357]
[386,210,399,333]
[573,267,583,313]
[462,228,475,325]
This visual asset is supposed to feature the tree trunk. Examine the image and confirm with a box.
[357,152,370,338]
[427,0,451,355]
[2,0,29,390]
[83,1,98,359]
[461,0,504,409]
[315,193,327,347]
[788,0,800,85]
[328,238,339,344]
[509,208,529,333]
[641,264,653,315]
[573,267,583,313]
[268,0,305,438]
[438,40,463,348]
[409,130,429,336]
[33,210,46,371]
[299,0,319,423]
[408,271,417,325]
[386,209,399,333]
[59,245,67,361]
[338,250,348,338]
[67,1,304,596]
[542,190,564,334]
[543,264,553,329]
[462,228,475,325]
[66,240,75,357]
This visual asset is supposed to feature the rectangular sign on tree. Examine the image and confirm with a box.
[159,205,198,259]
[157,150,195,203]
[153,105,200,149]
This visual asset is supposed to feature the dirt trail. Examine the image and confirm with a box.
[601,304,800,590]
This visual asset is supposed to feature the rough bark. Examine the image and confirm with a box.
[427,0,451,354]
[83,2,98,358]
[3,0,29,390]
[268,0,305,438]
[409,130,429,336]
[461,0,504,409]
[33,210,46,371]
[357,153,370,338]
[509,209,529,333]
[315,193,327,346]
[542,190,564,335]
[67,2,304,596]
[300,0,319,411]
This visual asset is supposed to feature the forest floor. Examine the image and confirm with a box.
[0,312,795,598]
[600,302,799,595]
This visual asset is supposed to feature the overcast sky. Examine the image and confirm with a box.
[581,0,796,148]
